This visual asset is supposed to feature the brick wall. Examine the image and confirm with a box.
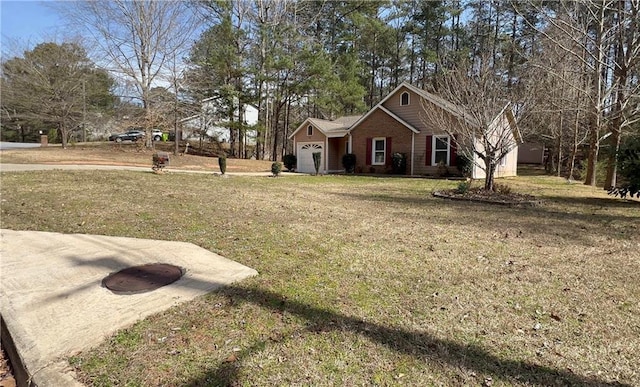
[350,109,413,174]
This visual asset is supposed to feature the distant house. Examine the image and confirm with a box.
[290,82,521,178]
[181,96,258,143]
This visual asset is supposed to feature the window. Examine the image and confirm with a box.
[433,135,450,165]
[400,92,410,106]
[499,154,507,167]
[307,125,313,136]
[372,138,386,165]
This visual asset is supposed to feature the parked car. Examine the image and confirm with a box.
[151,129,163,141]
[109,130,145,142]
[109,129,165,142]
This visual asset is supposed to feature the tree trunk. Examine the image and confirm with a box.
[604,5,630,190]
[484,160,496,191]
[60,122,68,149]
[557,113,563,177]
[568,106,580,180]
[584,2,607,186]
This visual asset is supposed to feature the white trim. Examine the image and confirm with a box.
[372,137,386,165]
[432,135,450,166]
[324,136,328,173]
[400,91,410,106]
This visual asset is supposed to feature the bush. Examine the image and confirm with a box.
[436,161,448,177]
[391,152,406,174]
[608,136,640,198]
[271,161,282,177]
[218,154,227,174]
[456,181,470,194]
[312,152,321,175]
[342,153,356,173]
[283,154,297,172]
[494,183,512,194]
[456,155,473,177]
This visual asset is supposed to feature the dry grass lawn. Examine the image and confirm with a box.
[1,147,639,386]
[0,142,272,172]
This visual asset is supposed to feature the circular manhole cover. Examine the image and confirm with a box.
[102,263,184,294]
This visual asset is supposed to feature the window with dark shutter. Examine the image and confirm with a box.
[372,138,386,165]
[433,136,449,165]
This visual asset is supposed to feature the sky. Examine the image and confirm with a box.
[1,0,67,53]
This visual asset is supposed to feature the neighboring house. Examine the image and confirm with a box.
[290,82,521,178]
[181,96,258,143]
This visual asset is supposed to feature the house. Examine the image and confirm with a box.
[288,115,361,174]
[290,82,521,178]
[181,96,258,143]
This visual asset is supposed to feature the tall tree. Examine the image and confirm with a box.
[60,0,197,147]
[525,0,640,187]
[1,42,114,147]
[188,3,248,157]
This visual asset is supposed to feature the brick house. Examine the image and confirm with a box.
[290,82,520,178]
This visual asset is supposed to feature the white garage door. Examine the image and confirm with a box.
[297,142,324,174]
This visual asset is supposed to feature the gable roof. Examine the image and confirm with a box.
[289,115,362,139]
[346,82,432,134]
[347,81,519,141]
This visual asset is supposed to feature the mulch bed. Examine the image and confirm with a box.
[433,188,541,207]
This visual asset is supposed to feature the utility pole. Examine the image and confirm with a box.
[82,79,87,143]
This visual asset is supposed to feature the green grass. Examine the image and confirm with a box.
[2,171,639,386]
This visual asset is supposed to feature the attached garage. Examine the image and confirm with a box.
[296,142,324,174]
[289,116,361,174]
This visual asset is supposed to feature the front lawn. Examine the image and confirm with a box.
[1,171,638,386]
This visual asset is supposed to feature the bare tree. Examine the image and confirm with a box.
[60,0,197,147]
[522,0,640,188]
[1,42,114,148]
[420,60,521,191]
[522,26,591,180]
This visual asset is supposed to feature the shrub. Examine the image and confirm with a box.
[456,181,470,194]
[391,152,406,174]
[218,154,227,174]
[342,153,356,173]
[283,154,297,172]
[271,161,282,177]
[436,161,448,177]
[494,183,512,194]
[312,152,321,175]
[456,155,473,177]
[608,136,640,198]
